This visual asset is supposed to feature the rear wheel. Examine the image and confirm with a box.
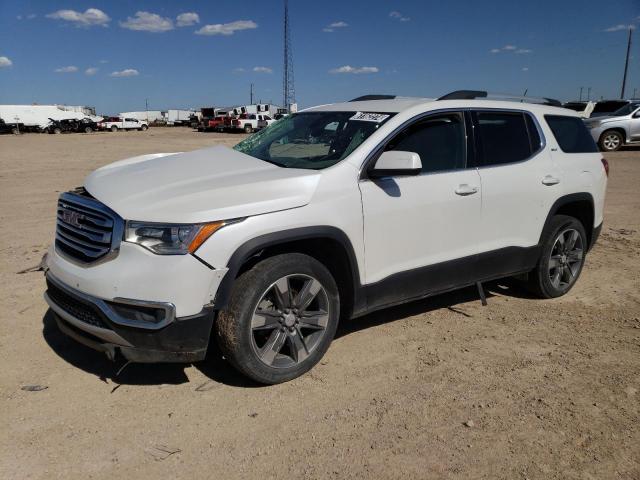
[84,126,92,133]
[11,127,19,135]
[110,125,118,132]
[599,130,623,152]
[140,124,148,131]
[244,124,253,134]
[527,215,587,298]
[216,253,340,384]
[53,127,62,135]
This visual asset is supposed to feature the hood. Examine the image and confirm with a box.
[84,145,321,223]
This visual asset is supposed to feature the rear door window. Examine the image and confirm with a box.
[473,111,539,167]
[544,115,598,153]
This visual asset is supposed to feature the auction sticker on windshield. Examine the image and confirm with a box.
[349,112,390,123]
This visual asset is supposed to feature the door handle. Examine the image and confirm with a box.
[454,184,478,196]
[542,175,560,186]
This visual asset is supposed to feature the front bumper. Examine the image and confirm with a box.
[44,272,215,363]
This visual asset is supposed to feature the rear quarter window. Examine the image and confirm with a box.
[544,115,598,153]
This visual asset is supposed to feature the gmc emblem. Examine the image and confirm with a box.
[61,210,85,228]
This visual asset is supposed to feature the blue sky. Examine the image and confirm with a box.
[0,0,639,114]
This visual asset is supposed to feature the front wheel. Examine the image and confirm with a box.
[599,130,623,152]
[110,125,118,132]
[527,215,587,298]
[84,126,92,133]
[216,253,340,384]
[244,124,253,134]
[140,124,148,131]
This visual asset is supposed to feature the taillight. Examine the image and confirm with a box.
[601,158,609,177]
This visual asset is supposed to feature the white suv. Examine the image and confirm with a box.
[44,93,608,384]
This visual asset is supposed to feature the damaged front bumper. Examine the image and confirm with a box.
[44,272,215,363]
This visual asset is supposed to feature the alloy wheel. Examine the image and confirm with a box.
[548,228,584,291]
[250,274,330,368]
[603,134,621,150]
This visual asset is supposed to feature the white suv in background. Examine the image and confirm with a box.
[44,91,608,384]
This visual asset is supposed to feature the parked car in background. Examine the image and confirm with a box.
[98,117,149,132]
[44,92,607,384]
[231,114,260,133]
[584,101,640,151]
[45,117,99,134]
[256,114,277,130]
[0,117,23,134]
[589,100,632,118]
[198,116,227,132]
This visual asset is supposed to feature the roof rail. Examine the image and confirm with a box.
[437,90,561,107]
[437,90,488,100]
[349,95,396,102]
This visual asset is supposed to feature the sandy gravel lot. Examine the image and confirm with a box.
[1,128,638,479]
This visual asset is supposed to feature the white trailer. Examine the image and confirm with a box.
[166,109,196,125]
[0,104,102,129]
[118,111,164,123]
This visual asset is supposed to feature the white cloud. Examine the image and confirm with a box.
[110,69,139,77]
[85,67,98,76]
[604,24,635,32]
[46,8,110,27]
[329,65,379,74]
[27,14,37,20]
[389,11,410,21]
[490,45,532,54]
[232,67,246,73]
[195,20,258,36]
[99,59,108,64]
[253,66,273,73]
[323,20,348,32]
[0,56,13,68]
[120,11,174,32]
[176,12,200,27]
[522,67,529,72]
[55,66,78,73]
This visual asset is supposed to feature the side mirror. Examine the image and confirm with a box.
[369,151,422,178]
[633,110,640,118]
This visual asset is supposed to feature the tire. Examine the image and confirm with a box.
[53,127,62,135]
[11,127,19,135]
[84,126,92,133]
[599,130,623,152]
[527,215,587,298]
[216,253,340,384]
[110,125,118,132]
[140,124,148,131]
[244,124,253,134]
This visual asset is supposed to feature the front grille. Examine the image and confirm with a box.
[55,191,123,264]
[46,279,110,329]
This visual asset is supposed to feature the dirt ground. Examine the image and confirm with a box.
[1,128,638,479]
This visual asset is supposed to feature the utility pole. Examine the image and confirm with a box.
[587,87,591,101]
[621,27,632,99]
[145,98,149,122]
[250,83,254,105]
[579,87,583,101]
[282,0,295,112]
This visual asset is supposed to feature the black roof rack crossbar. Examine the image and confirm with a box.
[437,90,561,107]
[437,90,488,100]
[349,95,396,102]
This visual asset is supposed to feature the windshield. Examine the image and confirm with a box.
[611,103,639,117]
[233,111,394,169]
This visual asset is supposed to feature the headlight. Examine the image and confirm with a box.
[125,221,225,255]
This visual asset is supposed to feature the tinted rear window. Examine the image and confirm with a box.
[544,115,598,153]
[475,111,536,166]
